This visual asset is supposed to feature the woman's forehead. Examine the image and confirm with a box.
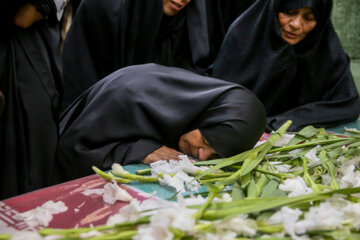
[276,0,331,23]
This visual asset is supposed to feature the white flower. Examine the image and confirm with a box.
[254,140,267,148]
[345,127,360,133]
[268,206,302,240]
[159,172,186,193]
[289,149,303,155]
[195,231,237,240]
[135,224,173,240]
[139,198,177,211]
[150,160,175,175]
[133,205,196,240]
[106,200,142,225]
[321,173,332,186]
[150,156,206,176]
[274,134,295,147]
[216,215,257,237]
[82,188,104,196]
[0,222,45,240]
[103,180,134,204]
[14,201,68,227]
[220,193,233,202]
[294,201,344,234]
[304,146,321,168]
[176,171,200,192]
[178,194,207,206]
[269,161,293,173]
[344,203,360,230]
[334,157,360,189]
[158,171,200,193]
[278,176,313,197]
[112,163,128,176]
[178,155,208,174]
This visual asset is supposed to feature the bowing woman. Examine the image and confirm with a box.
[52,64,266,183]
[0,0,65,199]
[211,0,360,131]
[60,0,255,110]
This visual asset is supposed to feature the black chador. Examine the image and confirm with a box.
[211,0,360,131]
[54,64,266,183]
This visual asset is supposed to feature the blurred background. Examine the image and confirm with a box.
[332,0,360,92]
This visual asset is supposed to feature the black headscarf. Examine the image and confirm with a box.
[0,91,4,117]
[0,0,62,199]
[211,0,360,131]
[61,0,227,110]
[53,64,266,183]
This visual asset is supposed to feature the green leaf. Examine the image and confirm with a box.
[260,180,286,198]
[247,176,258,198]
[232,181,245,200]
[296,125,320,138]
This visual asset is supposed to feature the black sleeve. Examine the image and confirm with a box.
[104,139,163,167]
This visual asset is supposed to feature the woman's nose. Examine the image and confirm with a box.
[290,15,302,30]
[198,147,215,161]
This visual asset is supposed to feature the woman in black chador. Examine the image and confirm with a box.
[61,0,256,110]
[0,0,63,199]
[211,0,360,131]
[53,64,266,183]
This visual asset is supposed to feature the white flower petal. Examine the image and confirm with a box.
[274,134,295,147]
[279,176,313,197]
[103,180,134,204]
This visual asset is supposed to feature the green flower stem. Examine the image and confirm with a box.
[195,171,233,179]
[318,138,356,151]
[119,172,159,182]
[251,237,292,240]
[192,223,213,232]
[194,120,293,180]
[39,225,116,236]
[89,230,138,240]
[40,217,150,238]
[318,150,339,190]
[301,157,321,193]
[210,120,292,188]
[112,167,159,182]
[136,168,152,175]
[254,168,293,179]
[257,223,284,234]
[268,138,346,154]
[201,187,360,220]
[0,234,11,240]
[114,216,150,227]
[254,166,269,198]
[238,120,292,177]
[199,177,228,184]
[92,166,131,184]
[195,150,253,179]
[192,191,216,221]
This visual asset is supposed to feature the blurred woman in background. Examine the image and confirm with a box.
[211,0,360,131]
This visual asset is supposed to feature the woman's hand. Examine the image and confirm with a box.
[13,3,44,28]
[142,146,182,164]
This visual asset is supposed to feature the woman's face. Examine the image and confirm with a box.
[163,0,191,16]
[278,7,317,45]
[178,129,218,161]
